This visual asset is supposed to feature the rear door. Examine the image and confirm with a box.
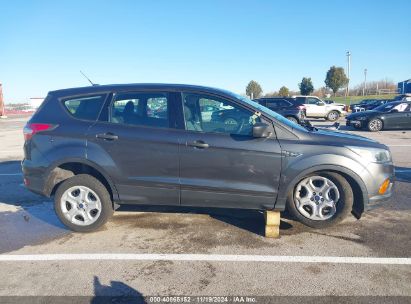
[178,92,282,210]
[86,91,181,205]
[383,102,411,129]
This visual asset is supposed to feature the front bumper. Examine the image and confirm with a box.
[346,119,366,128]
[362,163,395,211]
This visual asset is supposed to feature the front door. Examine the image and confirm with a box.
[305,97,326,117]
[86,91,181,205]
[178,92,282,210]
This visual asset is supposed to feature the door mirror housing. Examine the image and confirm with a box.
[253,122,272,138]
[316,101,325,106]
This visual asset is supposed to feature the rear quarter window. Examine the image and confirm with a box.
[63,95,106,121]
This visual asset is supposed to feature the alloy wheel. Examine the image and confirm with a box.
[294,176,340,221]
[368,119,382,131]
[60,185,102,226]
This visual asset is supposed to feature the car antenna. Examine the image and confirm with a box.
[80,70,99,86]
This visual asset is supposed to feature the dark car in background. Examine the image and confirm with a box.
[346,101,411,131]
[22,83,394,232]
[353,99,391,112]
[253,97,306,124]
[349,99,377,112]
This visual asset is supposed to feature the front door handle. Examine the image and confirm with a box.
[96,133,119,141]
[187,140,209,149]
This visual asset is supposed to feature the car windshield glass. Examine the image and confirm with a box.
[373,102,399,112]
[229,93,308,132]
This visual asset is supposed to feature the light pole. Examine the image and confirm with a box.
[346,51,351,100]
[363,68,367,96]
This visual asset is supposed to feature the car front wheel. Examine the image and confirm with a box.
[327,111,340,121]
[54,174,114,232]
[286,172,353,229]
[367,118,383,132]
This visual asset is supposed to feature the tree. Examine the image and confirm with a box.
[278,86,289,97]
[298,77,314,95]
[325,66,349,96]
[246,80,262,99]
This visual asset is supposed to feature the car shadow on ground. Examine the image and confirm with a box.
[91,276,146,303]
[117,204,293,237]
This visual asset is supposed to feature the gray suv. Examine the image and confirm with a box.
[22,84,394,232]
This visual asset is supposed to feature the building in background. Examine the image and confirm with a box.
[29,97,45,109]
[398,79,411,94]
[0,83,4,117]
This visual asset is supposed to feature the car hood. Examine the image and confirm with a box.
[309,128,386,148]
[346,110,380,119]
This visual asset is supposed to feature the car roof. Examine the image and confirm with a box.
[49,83,237,98]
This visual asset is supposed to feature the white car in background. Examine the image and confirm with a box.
[292,95,347,121]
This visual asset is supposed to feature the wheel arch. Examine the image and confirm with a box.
[277,164,367,218]
[44,158,120,205]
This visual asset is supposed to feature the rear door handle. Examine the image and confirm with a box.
[96,133,118,141]
[187,140,209,149]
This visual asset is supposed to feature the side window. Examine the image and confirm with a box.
[267,99,290,108]
[266,101,279,109]
[182,93,260,136]
[393,103,409,112]
[307,98,319,105]
[111,92,170,128]
[296,97,306,104]
[257,100,267,107]
[63,95,106,121]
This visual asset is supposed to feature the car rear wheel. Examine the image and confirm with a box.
[367,118,383,132]
[286,172,353,229]
[327,111,339,121]
[286,116,298,124]
[54,174,114,232]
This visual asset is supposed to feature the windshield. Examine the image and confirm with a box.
[230,93,308,132]
[370,100,384,105]
[373,102,400,112]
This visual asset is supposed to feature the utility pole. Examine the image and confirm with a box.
[346,51,351,101]
[363,68,367,96]
[0,83,5,118]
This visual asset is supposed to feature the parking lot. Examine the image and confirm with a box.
[0,115,410,299]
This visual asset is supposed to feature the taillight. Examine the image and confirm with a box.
[23,123,55,141]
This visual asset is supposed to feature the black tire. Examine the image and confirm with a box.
[54,174,114,232]
[367,118,383,132]
[286,116,298,124]
[286,172,353,229]
[327,111,340,121]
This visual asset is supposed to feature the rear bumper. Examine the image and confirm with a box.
[21,159,48,197]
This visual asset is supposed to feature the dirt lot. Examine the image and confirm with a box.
[0,115,410,301]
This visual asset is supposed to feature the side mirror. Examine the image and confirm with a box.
[253,122,271,138]
[316,101,325,106]
[389,109,398,113]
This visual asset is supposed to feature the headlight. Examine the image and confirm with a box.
[347,146,392,163]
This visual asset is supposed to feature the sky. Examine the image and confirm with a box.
[1,0,410,102]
